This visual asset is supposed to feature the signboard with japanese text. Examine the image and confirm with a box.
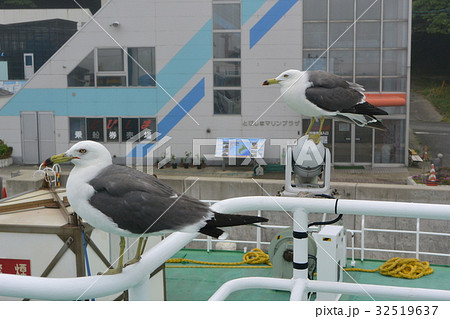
[0,258,31,276]
[215,138,265,158]
[139,118,157,141]
[86,118,104,141]
[122,118,139,141]
[106,117,119,142]
[69,117,86,141]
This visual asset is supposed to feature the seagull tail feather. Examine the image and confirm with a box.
[199,213,268,238]
[366,120,388,131]
[335,113,388,131]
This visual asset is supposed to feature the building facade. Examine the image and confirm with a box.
[0,0,411,167]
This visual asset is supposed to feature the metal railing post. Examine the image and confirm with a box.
[256,210,262,249]
[361,215,365,261]
[292,208,309,280]
[416,218,420,259]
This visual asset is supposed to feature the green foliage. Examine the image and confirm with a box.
[0,139,13,159]
[413,0,450,34]
[0,0,101,13]
[413,77,450,122]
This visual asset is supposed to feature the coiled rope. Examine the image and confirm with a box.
[344,257,434,279]
[166,248,272,269]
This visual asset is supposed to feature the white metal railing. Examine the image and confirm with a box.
[0,197,449,301]
[198,200,450,262]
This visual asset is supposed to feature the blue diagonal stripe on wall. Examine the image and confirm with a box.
[128,78,205,157]
[250,0,298,49]
[242,0,266,25]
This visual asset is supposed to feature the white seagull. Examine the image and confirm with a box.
[263,69,388,143]
[43,140,267,274]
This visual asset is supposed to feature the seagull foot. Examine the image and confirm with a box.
[98,267,122,275]
[124,257,141,268]
[308,134,322,145]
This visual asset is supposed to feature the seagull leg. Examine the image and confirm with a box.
[312,117,325,144]
[100,236,125,275]
[297,117,315,141]
[304,117,315,135]
[124,237,148,267]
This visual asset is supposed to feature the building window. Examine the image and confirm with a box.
[213,61,240,87]
[214,90,241,114]
[67,51,95,87]
[122,118,139,141]
[106,117,119,142]
[97,48,124,71]
[68,47,155,87]
[128,47,156,86]
[213,1,241,115]
[69,117,157,142]
[213,3,241,30]
[86,118,104,141]
[213,33,241,58]
[69,118,86,140]
[302,0,408,93]
[374,119,405,164]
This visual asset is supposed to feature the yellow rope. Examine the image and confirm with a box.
[166,248,272,269]
[344,257,434,279]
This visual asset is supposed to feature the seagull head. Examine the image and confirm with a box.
[42,140,112,168]
[262,69,303,87]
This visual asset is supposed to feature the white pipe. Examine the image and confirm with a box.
[289,278,307,301]
[416,218,420,259]
[361,215,365,261]
[307,280,450,301]
[0,232,197,300]
[256,210,262,249]
[211,197,450,221]
[210,276,450,301]
[128,278,150,301]
[208,277,294,301]
[293,209,308,280]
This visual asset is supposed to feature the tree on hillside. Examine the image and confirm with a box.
[0,0,36,8]
[413,0,450,34]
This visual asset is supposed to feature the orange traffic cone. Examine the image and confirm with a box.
[426,164,439,186]
[2,187,6,198]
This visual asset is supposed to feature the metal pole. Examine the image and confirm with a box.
[290,279,308,301]
[361,215,365,261]
[292,209,309,280]
[256,210,262,249]
[416,218,420,259]
[128,277,150,301]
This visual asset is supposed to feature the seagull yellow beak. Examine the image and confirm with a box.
[42,153,73,167]
[262,78,280,86]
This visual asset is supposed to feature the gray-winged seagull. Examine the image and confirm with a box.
[263,69,388,143]
[43,140,268,274]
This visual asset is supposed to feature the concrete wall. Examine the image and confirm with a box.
[158,176,450,264]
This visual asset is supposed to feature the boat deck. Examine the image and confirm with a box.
[165,249,450,301]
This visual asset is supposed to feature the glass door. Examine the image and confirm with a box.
[333,122,352,163]
[354,125,373,163]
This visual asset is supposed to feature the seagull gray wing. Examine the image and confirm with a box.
[305,86,364,112]
[87,165,212,234]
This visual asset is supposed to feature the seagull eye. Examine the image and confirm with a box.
[283,74,289,78]
[79,149,87,154]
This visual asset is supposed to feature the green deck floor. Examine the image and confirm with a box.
[165,249,450,301]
